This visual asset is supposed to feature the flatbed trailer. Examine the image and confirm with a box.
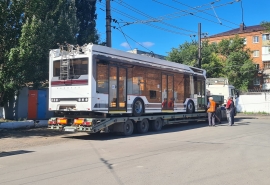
[48,111,226,136]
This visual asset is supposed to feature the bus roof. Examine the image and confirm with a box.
[50,43,206,77]
[91,44,206,77]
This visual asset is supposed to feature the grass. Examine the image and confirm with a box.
[0,118,27,123]
[241,111,269,115]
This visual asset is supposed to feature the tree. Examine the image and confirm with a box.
[166,36,256,91]
[0,0,79,106]
[218,36,256,91]
[166,41,224,78]
[75,0,100,45]
[0,0,25,106]
[261,21,270,32]
[166,42,198,66]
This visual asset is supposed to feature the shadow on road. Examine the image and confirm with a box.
[64,117,250,141]
[0,128,74,139]
[0,116,252,139]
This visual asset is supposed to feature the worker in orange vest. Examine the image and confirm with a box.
[207,97,216,126]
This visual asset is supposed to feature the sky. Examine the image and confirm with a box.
[95,0,270,56]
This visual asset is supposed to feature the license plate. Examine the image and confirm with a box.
[65,128,75,132]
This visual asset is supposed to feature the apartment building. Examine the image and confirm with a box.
[205,24,270,90]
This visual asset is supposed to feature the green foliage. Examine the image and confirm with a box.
[166,42,198,66]
[76,0,100,45]
[218,36,256,91]
[261,21,270,32]
[0,0,25,106]
[167,35,256,91]
[167,41,223,78]
[0,0,101,106]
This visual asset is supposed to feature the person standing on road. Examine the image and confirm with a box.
[226,97,235,126]
[207,97,216,126]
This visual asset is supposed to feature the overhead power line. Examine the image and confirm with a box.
[113,26,155,53]
[172,0,239,26]
[151,0,238,28]
[113,0,197,34]
[98,2,192,36]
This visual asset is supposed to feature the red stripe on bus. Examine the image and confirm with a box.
[51,79,88,86]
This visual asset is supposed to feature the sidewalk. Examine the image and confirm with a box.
[0,120,48,130]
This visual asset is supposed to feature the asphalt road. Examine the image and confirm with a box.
[1,116,270,185]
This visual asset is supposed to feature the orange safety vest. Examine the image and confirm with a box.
[207,100,216,113]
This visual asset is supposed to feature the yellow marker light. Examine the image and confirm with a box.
[57,118,67,124]
[74,118,84,125]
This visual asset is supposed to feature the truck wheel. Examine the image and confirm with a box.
[122,119,134,136]
[186,100,194,114]
[150,117,163,131]
[137,118,149,133]
[132,98,144,116]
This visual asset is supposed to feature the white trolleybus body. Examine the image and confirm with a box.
[49,44,207,117]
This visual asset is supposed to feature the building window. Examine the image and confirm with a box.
[262,46,270,54]
[255,64,259,70]
[243,38,247,45]
[262,34,270,41]
[253,36,259,43]
[253,50,259,57]
[253,77,260,85]
[264,61,270,69]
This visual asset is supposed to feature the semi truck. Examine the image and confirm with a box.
[206,78,238,115]
[47,44,227,136]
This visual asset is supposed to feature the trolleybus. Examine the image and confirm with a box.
[49,43,207,117]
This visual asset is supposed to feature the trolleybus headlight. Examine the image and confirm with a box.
[78,98,81,102]
[85,98,88,102]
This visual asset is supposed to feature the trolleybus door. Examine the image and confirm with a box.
[109,66,127,112]
[162,74,174,110]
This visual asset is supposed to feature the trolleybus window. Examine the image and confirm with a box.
[132,66,146,96]
[146,68,161,103]
[53,58,88,79]
[96,61,109,94]
[174,73,185,103]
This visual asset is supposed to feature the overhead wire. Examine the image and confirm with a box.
[116,22,133,51]
[113,0,197,34]
[97,1,192,36]
[172,0,240,26]
[113,26,155,53]
[152,0,236,29]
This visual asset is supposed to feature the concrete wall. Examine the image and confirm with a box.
[237,92,270,113]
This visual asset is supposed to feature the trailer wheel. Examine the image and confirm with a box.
[122,119,134,136]
[137,118,149,133]
[132,98,144,116]
[150,117,163,131]
[186,100,195,114]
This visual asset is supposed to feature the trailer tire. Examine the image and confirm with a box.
[132,98,144,116]
[150,117,163,131]
[121,119,134,136]
[137,118,149,134]
[186,100,195,114]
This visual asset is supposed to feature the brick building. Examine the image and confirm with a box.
[205,24,270,90]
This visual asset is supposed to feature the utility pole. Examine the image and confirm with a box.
[106,0,112,47]
[198,23,202,69]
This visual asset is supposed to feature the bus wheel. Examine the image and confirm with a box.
[122,120,134,136]
[150,117,163,131]
[186,100,194,113]
[132,98,144,116]
[137,118,149,133]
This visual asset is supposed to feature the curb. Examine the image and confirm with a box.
[0,120,48,129]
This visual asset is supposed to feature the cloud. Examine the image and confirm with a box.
[120,42,130,48]
[140,42,155,48]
